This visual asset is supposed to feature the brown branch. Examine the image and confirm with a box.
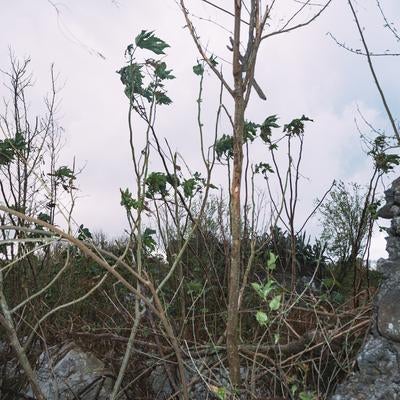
[348,0,400,144]
[262,0,332,40]
[179,0,234,97]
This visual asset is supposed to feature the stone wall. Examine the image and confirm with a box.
[332,177,400,400]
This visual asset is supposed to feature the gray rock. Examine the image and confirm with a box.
[391,217,400,236]
[378,204,400,219]
[386,236,400,260]
[25,342,122,400]
[357,337,399,376]
[331,177,400,400]
[377,289,400,342]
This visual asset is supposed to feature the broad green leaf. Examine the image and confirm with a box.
[215,134,233,161]
[193,63,204,76]
[251,282,262,296]
[267,252,278,270]
[254,162,274,177]
[256,311,269,326]
[120,188,142,211]
[283,115,313,137]
[251,280,275,300]
[209,55,218,67]
[154,61,175,80]
[299,391,316,400]
[183,178,197,197]
[0,134,27,166]
[51,166,76,182]
[290,384,298,395]
[142,227,157,252]
[145,172,168,198]
[117,63,146,100]
[244,120,258,142]
[269,294,281,311]
[135,30,170,55]
[262,280,275,298]
[216,387,226,400]
[186,280,203,295]
[210,385,226,400]
[260,115,279,143]
[154,90,173,105]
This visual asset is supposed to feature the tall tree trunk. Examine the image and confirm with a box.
[226,0,244,390]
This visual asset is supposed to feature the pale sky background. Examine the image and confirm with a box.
[1,0,399,260]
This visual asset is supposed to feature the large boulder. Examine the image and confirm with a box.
[25,342,122,400]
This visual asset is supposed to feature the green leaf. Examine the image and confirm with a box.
[274,333,280,344]
[290,384,298,396]
[267,252,278,271]
[256,311,269,326]
[154,61,175,80]
[154,90,173,105]
[186,280,203,296]
[210,386,226,400]
[49,166,76,191]
[252,282,262,295]
[193,63,204,76]
[269,294,281,311]
[255,162,274,178]
[183,178,197,197]
[117,63,147,100]
[0,134,27,166]
[215,134,233,161]
[244,120,258,142]
[251,280,275,300]
[120,188,143,211]
[142,227,157,252]
[53,166,75,180]
[299,391,316,400]
[78,224,92,241]
[209,55,218,67]
[260,115,279,143]
[283,115,313,137]
[135,30,170,55]
[145,172,168,198]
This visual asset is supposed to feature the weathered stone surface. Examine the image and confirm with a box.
[378,179,400,219]
[357,337,399,376]
[378,204,400,219]
[331,177,400,400]
[24,342,122,400]
[376,258,399,278]
[377,289,400,342]
[332,337,400,400]
[391,217,400,236]
[386,236,400,260]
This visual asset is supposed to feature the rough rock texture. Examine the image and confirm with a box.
[332,177,400,400]
[24,342,121,400]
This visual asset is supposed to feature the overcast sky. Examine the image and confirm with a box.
[1,0,399,259]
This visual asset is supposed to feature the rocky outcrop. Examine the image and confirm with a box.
[0,340,123,400]
[24,342,120,400]
[332,177,400,400]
